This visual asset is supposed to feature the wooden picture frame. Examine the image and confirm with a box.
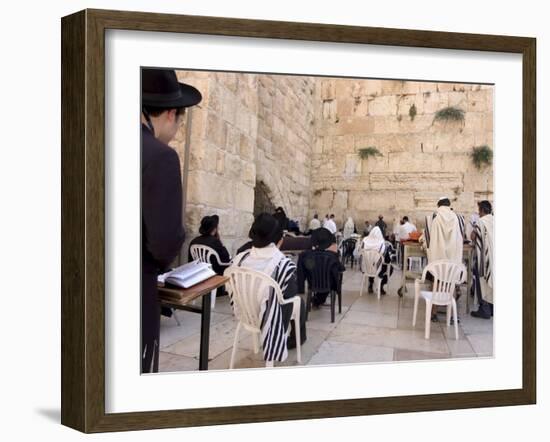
[61,8,536,433]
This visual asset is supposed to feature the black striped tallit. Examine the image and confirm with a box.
[233,251,297,362]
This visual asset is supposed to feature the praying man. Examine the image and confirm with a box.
[423,197,466,322]
[470,200,494,319]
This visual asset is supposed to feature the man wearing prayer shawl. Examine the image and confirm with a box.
[423,197,465,264]
[228,213,307,363]
[361,226,394,295]
[343,217,355,240]
[470,200,494,319]
[422,197,466,321]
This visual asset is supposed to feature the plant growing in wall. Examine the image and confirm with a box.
[409,103,417,121]
[433,106,465,123]
[470,145,493,169]
[358,146,383,160]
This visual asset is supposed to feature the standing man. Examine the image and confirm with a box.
[141,69,202,373]
[423,197,465,321]
[375,215,387,239]
[470,201,494,319]
[323,214,337,234]
[308,213,321,233]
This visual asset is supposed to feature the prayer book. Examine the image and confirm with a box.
[158,260,216,288]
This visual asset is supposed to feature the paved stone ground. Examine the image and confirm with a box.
[158,266,493,372]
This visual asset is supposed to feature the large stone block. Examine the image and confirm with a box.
[233,183,255,211]
[235,105,251,134]
[189,143,217,173]
[395,191,415,210]
[328,116,375,136]
[368,95,397,116]
[467,90,490,112]
[370,171,463,191]
[463,172,492,193]
[463,112,486,134]
[239,134,256,161]
[422,92,450,114]
[225,124,240,155]
[344,154,362,176]
[321,79,336,100]
[372,116,400,134]
[187,171,233,208]
[448,91,468,109]
[401,81,422,94]
[206,113,227,147]
[395,114,433,134]
[381,80,405,96]
[221,89,237,125]
[387,152,443,173]
[349,190,396,211]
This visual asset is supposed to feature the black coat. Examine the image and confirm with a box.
[141,124,185,372]
[187,234,231,275]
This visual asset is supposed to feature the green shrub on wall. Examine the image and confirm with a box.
[433,106,465,123]
[471,145,493,169]
[358,146,383,160]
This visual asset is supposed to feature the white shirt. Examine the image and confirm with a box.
[309,218,321,231]
[323,219,337,234]
[398,222,416,241]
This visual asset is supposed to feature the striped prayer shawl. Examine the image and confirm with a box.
[232,251,297,362]
[472,214,494,303]
[424,211,465,249]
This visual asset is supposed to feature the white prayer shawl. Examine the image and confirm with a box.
[230,244,296,362]
[343,217,355,239]
[473,214,494,304]
[361,226,386,254]
[424,206,465,264]
[398,221,417,241]
[323,219,337,234]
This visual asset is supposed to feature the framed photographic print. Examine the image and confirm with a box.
[61,8,536,433]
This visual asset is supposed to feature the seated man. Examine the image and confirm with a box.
[230,213,307,360]
[188,215,231,275]
[297,228,345,307]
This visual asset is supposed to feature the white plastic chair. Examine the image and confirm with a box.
[190,244,231,309]
[224,267,302,369]
[412,260,466,340]
[359,249,384,299]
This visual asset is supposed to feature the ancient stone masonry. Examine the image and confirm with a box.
[312,79,493,230]
[168,72,493,255]
[172,71,315,255]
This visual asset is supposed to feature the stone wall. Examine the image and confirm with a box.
[167,73,493,257]
[171,71,316,255]
[311,79,494,231]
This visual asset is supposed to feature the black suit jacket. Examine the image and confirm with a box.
[141,125,185,276]
[187,234,231,275]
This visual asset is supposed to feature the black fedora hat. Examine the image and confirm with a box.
[249,213,283,248]
[142,68,202,108]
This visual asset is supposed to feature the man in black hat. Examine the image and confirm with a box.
[188,215,231,276]
[231,213,307,362]
[141,68,202,373]
[297,228,345,307]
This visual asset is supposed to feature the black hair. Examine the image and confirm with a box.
[311,228,336,250]
[478,200,493,215]
[437,198,451,207]
[143,105,186,118]
[403,216,409,222]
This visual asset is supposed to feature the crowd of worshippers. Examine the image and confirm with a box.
[179,197,493,364]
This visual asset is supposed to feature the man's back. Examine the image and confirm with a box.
[425,206,464,263]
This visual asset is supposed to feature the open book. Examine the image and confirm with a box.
[158,260,216,289]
